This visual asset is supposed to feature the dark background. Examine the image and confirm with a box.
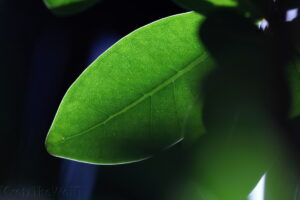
[2,1,300,199]
[0,1,189,199]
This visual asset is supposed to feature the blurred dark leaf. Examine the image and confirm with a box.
[194,10,290,199]
[288,57,300,118]
[173,0,237,15]
[239,0,269,18]
[289,18,300,54]
[264,161,298,200]
[199,11,288,130]
[172,0,268,19]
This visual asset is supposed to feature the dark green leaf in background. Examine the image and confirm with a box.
[43,0,100,16]
[173,0,268,19]
[191,10,291,199]
[45,12,214,164]
[288,57,300,118]
[173,0,237,15]
[264,161,298,200]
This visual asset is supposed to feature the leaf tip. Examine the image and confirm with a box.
[45,131,65,156]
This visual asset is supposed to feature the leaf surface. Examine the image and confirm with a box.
[45,12,214,164]
[43,0,100,16]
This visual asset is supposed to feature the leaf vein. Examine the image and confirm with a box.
[61,52,208,143]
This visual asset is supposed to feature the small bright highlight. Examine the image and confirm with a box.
[286,8,298,22]
[248,173,267,200]
[257,19,269,30]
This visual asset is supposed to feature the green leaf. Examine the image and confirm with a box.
[173,0,237,15]
[43,0,100,16]
[45,12,214,164]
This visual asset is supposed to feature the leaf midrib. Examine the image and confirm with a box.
[60,52,208,143]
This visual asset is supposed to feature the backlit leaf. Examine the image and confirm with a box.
[45,12,214,164]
